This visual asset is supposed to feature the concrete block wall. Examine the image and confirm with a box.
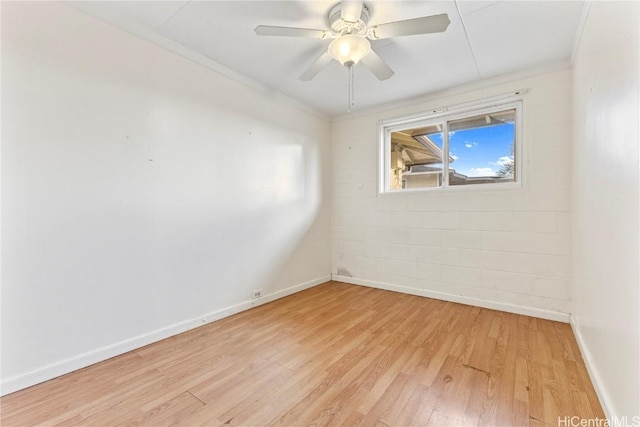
[331,67,573,320]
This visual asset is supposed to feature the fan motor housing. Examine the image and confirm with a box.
[328,3,370,35]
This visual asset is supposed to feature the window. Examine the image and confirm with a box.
[380,97,522,193]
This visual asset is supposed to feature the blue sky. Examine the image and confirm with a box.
[428,122,514,177]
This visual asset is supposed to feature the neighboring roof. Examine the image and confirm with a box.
[391,130,454,167]
[403,164,513,185]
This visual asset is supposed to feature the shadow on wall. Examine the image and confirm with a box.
[146,136,325,316]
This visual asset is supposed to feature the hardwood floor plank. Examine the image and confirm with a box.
[412,354,461,425]
[1,282,604,427]
[341,410,365,426]
[377,371,421,426]
[272,342,389,426]
[393,382,432,426]
[356,343,420,415]
[359,372,411,426]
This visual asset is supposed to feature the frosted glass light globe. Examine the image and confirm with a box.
[328,35,371,67]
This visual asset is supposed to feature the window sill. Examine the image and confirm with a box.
[379,181,523,195]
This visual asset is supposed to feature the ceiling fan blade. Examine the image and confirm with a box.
[360,50,394,81]
[341,0,363,22]
[369,14,450,39]
[300,52,334,81]
[254,25,328,38]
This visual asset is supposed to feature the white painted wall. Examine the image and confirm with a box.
[331,67,573,321]
[1,2,330,394]
[571,1,639,419]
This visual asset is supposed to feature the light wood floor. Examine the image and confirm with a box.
[1,281,603,426]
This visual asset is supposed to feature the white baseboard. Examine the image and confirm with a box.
[0,275,330,397]
[569,315,614,421]
[332,275,571,323]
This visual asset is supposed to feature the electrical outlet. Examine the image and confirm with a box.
[253,289,262,299]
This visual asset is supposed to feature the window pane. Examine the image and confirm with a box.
[448,109,516,186]
[390,124,444,189]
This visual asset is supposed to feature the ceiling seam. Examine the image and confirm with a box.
[570,0,592,64]
[453,0,483,80]
[463,1,498,17]
[155,0,191,32]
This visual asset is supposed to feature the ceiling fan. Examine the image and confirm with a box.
[254,0,450,81]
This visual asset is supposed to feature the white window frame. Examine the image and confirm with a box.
[379,92,525,194]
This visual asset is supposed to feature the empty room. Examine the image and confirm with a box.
[1,0,638,426]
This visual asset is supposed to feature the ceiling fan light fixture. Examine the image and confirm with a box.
[328,35,371,67]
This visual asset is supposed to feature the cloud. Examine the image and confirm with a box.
[451,154,459,161]
[464,167,497,177]
[464,141,479,149]
[492,156,514,166]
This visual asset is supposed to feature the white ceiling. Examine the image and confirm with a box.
[69,1,586,117]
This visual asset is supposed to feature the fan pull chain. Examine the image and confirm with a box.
[348,65,354,113]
